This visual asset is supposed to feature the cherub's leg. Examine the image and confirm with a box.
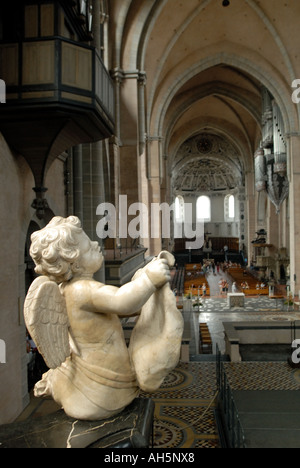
[34,369,53,398]
[128,280,184,392]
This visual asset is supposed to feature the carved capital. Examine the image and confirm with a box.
[110,68,125,84]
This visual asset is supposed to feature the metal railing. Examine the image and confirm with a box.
[216,344,247,448]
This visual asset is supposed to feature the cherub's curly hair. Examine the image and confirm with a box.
[30,216,84,283]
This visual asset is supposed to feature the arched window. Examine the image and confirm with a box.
[175,195,184,223]
[197,196,211,222]
[225,194,235,221]
[229,195,235,218]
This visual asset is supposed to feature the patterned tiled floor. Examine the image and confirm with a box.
[143,360,300,449]
[223,361,300,391]
[152,401,219,448]
[141,362,220,448]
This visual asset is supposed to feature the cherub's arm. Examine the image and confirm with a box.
[90,258,170,317]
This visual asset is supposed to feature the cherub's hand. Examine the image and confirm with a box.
[145,258,171,289]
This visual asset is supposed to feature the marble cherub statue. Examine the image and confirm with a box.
[24,216,184,421]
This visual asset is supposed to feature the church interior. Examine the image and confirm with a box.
[1,0,300,448]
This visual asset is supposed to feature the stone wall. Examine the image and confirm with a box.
[0,133,66,424]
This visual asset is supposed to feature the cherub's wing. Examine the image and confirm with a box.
[24,276,70,369]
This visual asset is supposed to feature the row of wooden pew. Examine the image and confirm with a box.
[184,280,210,297]
[228,267,269,296]
[199,323,212,354]
[184,264,210,296]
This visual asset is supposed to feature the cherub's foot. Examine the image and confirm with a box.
[34,369,53,397]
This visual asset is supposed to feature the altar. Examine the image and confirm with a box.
[227,293,245,309]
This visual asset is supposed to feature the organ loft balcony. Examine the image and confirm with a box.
[0,0,115,190]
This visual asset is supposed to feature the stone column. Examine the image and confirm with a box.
[110,69,124,250]
[93,143,106,283]
[245,170,256,264]
[73,144,83,221]
[137,72,147,156]
[288,134,300,294]
[137,72,150,252]
[238,186,247,259]
[267,199,280,278]
[111,68,146,251]
[110,69,123,144]
[147,136,163,256]
[137,145,150,253]
[80,1,106,282]
[278,200,284,249]
[80,142,106,282]
[268,200,279,248]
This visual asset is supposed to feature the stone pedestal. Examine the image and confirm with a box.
[0,398,154,449]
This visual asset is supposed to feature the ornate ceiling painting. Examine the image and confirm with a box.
[172,133,243,194]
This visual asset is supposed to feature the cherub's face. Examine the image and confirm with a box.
[77,232,103,275]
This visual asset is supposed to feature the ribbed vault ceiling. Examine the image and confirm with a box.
[109,0,299,194]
